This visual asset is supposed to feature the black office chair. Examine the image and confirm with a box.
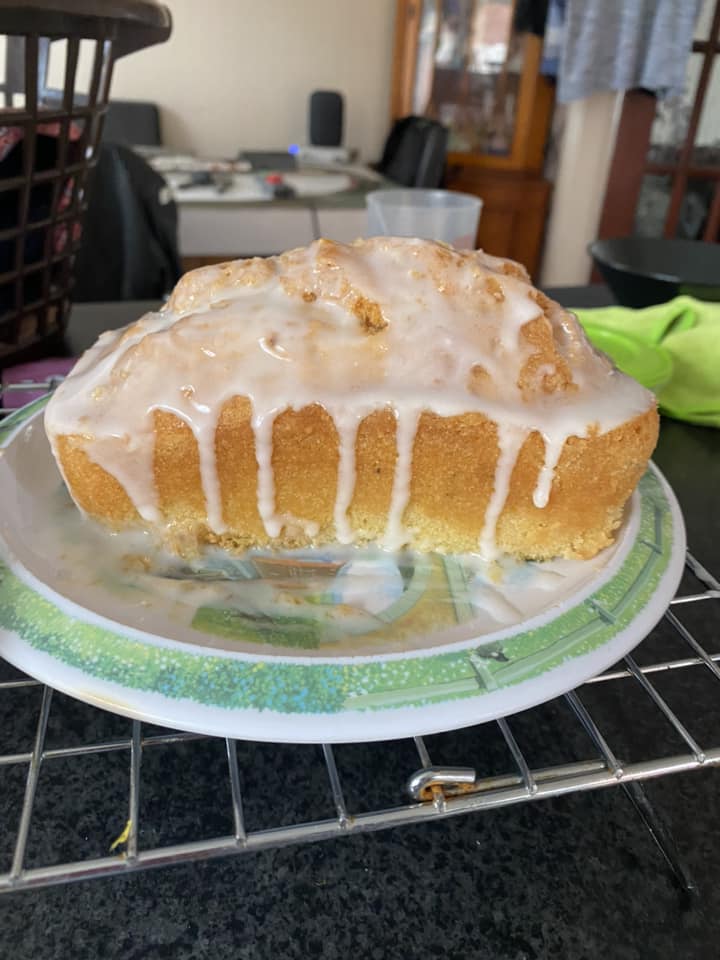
[73,142,180,301]
[102,99,162,147]
[376,116,449,188]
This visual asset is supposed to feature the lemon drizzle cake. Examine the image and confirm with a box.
[44,238,658,560]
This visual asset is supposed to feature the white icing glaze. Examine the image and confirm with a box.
[333,408,363,545]
[44,237,655,557]
[533,430,570,509]
[87,435,161,524]
[252,408,281,538]
[479,423,529,561]
[380,407,421,551]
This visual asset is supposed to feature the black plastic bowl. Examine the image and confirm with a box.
[589,237,720,308]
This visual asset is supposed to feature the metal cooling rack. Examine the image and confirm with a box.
[1,386,719,894]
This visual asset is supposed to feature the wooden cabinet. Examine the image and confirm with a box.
[391,0,554,276]
[445,166,551,276]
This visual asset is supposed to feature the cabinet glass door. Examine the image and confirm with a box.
[412,0,521,156]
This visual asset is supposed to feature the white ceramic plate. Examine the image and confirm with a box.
[0,399,686,743]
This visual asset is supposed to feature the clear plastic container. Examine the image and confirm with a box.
[366,189,482,249]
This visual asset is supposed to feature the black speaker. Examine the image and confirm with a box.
[309,90,344,147]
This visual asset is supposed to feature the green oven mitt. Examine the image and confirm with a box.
[573,296,720,428]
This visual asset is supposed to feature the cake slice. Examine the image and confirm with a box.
[45,237,658,560]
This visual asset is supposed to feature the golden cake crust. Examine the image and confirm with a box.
[55,401,658,560]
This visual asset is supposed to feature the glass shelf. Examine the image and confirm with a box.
[412,0,522,157]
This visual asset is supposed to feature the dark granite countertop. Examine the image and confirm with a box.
[1,289,719,959]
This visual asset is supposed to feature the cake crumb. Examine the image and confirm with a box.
[530,288,553,313]
[485,276,505,302]
[501,260,530,281]
[353,296,387,333]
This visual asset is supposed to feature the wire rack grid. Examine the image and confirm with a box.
[0,386,719,894]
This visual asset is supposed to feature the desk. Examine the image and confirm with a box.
[168,166,383,265]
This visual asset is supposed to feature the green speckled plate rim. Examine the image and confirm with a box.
[0,397,681,724]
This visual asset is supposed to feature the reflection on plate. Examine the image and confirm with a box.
[0,399,686,743]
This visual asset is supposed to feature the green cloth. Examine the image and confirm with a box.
[574,296,720,428]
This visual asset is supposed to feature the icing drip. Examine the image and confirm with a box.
[251,409,281,538]
[381,407,421,551]
[159,404,226,533]
[84,434,160,524]
[533,431,569,509]
[479,423,529,561]
[333,410,362,544]
[193,412,225,534]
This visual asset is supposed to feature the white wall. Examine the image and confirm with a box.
[108,0,396,161]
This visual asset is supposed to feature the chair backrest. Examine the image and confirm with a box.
[103,99,162,147]
[73,142,180,301]
[377,116,449,188]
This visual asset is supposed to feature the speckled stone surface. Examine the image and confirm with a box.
[0,292,719,959]
[0,764,719,959]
